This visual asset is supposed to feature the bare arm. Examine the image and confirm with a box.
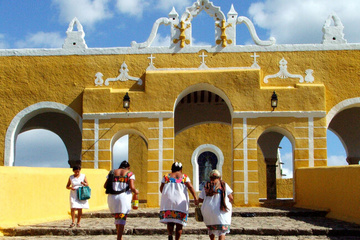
[159,182,165,193]
[104,178,108,189]
[228,193,234,203]
[81,176,89,186]
[66,178,74,190]
[185,182,199,205]
[129,179,139,194]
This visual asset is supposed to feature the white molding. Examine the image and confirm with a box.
[327,97,360,127]
[191,144,224,191]
[2,43,360,57]
[83,111,173,120]
[4,102,82,166]
[233,111,326,118]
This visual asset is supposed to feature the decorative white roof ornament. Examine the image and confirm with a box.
[63,17,87,49]
[322,13,347,44]
[226,5,275,46]
[94,62,143,86]
[264,58,304,83]
[131,0,275,49]
[199,51,209,69]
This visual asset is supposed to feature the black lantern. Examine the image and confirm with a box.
[123,92,130,110]
[271,91,278,110]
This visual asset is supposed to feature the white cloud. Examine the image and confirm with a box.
[152,34,171,47]
[53,0,112,27]
[15,32,64,48]
[279,152,293,178]
[155,0,192,12]
[115,0,149,17]
[248,0,360,44]
[328,155,347,166]
[0,34,9,49]
[115,0,192,18]
[15,129,68,168]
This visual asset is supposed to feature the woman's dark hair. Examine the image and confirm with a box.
[171,162,183,172]
[72,165,81,171]
[119,161,130,169]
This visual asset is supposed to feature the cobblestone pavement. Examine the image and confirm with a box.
[2,235,360,240]
[1,208,359,240]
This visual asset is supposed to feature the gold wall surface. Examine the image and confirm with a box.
[1,48,360,207]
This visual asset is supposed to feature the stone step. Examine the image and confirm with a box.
[3,214,360,237]
[83,207,328,218]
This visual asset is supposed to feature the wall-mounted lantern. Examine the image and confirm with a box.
[123,92,130,110]
[271,91,278,110]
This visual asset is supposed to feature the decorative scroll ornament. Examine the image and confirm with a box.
[95,62,143,86]
[264,58,304,83]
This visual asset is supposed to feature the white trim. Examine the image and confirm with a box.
[94,119,99,169]
[4,101,82,166]
[243,118,248,204]
[327,97,360,127]
[83,111,173,120]
[233,111,325,118]
[308,117,314,167]
[2,43,360,57]
[191,144,224,191]
[158,117,164,204]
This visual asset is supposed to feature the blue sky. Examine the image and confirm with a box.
[8,0,357,173]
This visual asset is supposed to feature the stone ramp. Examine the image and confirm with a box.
[2,207,360,239]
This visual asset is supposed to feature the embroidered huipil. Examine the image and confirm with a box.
[107,171,135,223]
[159,174,190,226]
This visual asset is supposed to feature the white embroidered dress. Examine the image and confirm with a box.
[199,182,233,236]
[159,174,190,226]
[69,173,89,209]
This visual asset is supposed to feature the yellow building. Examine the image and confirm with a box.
[1,0,360,208]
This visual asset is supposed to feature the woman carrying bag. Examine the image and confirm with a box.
[66,165,89,228]
[104,161,139,240]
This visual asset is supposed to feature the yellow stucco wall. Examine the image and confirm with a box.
[295,165,360,225]
[0,167,108,232]
[174,123,232,186]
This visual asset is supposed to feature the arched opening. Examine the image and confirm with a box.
[15,129,68,168]
[112,135,129,169]
[327,129,347,166]
[5,102,82,167]
[191,10,215,46]
[258,128,294,201]
[328,107,360,165]
[174,85,232,191]
[111,131,148,203]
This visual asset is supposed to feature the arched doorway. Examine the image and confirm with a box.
[111,130,148,203]
[174,84,232,190]
[258,128,295,200]
[5,102,82,167]
[15,129,68,168]
[328,107,360,165]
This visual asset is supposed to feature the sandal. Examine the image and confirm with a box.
[76,223,81,228]
[69,223,75,228]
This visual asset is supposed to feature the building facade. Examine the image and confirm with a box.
[1,0,360,207]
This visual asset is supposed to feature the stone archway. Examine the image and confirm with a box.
[111,129,148,202]
[328,107,360,165]
[5,102,82,167]
[258,128,295,200]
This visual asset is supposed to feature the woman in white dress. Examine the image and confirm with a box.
[104,161,139,240]
[66,165,89,228]
[159,162,198,240]
[198,169,233,240]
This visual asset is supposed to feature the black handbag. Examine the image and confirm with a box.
[195,206,203,222]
